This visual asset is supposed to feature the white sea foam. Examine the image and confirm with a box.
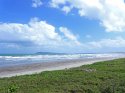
[0,53,124,61]
[0,53,125,67]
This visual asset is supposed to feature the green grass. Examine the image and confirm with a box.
[0,58,125,93]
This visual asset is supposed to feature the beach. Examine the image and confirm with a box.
[0,57,122,78]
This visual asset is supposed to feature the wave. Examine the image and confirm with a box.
[0,53,125,67]
[0,53,124,61]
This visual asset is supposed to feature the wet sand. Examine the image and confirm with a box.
[0,57,122,78]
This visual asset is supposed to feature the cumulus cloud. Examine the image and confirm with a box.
[50,0,66,8]
[62,6,71,14]
[50,0,125,32]
[0,18,59,46]
[32,0,42,8]
[59,27,81,45]
[0,18,125,52]
[0,18,82,51]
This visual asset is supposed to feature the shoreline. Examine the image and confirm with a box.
[0,57,123,78]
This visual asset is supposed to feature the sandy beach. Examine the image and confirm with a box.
[0,57,122,78]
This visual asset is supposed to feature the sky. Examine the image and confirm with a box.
[0,0,125,54]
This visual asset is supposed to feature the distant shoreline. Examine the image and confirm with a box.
[0,57,124,78]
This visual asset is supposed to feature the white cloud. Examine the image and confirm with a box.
[50,0,67,8]
[0,18,59,46]
[62,6,71,14]
[59,27,77,41]
[0,18,125,52]
[32,0,42,8]
[0,18,82,51]
[87,37,125,48]
[50,0,125,32]
[59,27,81,45]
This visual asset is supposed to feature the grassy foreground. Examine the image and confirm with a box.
[0,58,125,93]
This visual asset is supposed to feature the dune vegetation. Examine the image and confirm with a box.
[0,58,125,93]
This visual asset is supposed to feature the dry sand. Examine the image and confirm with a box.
[0,57,122,78]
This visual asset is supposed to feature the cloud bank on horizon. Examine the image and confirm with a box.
[0,0,125,53]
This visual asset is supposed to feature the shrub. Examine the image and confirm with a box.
[8,85,19,93]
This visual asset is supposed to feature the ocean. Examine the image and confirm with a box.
[0,53,125,67]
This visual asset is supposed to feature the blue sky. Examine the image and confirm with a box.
[0,0,125,54]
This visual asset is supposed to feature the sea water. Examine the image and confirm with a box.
[0,53,124,67]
